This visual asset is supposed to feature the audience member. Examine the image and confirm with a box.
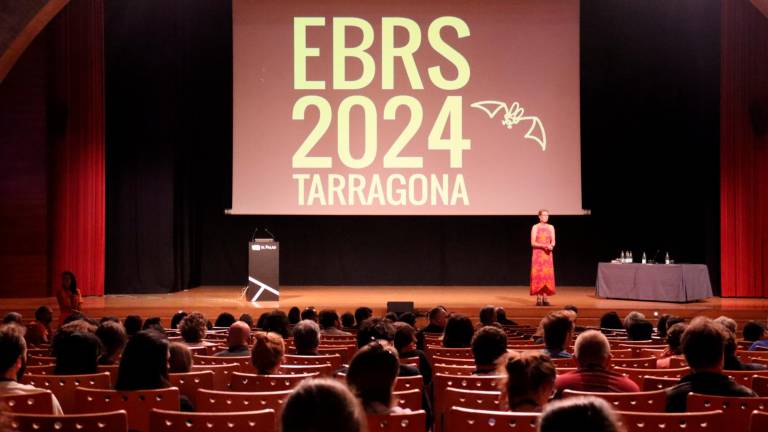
[622,311,645,330]
[214,321,252,357]
[346,341,404,414]
[353,307,373,329]
[384,312,398,322]
[252,332,285,374]
[0,324,63,414]
[626,319,654,341]
[293,319,321,355]
[256,312,269,329]
[142,316,164,333]
[417,306,448,349]
[496,307,518,325]
[398,312,416,327]
[393,322,432,384]
[714,316,737,334]
[96,320,127,365]
[214,312,236,328]
[25,306,53,346]
[471,326,508,375]
[666,317,756,412]
[479,305,499,328]
[555,330,639,395]
[539,396,625,432]
[239,313,254,328]
[443,314,474,348]
[170,311,187,330]
[723,326,766,371]
[281,378,365,432]
[656,322,687,368]
[503,351,556,412]
[599,312,623,331]
[52,327,100,375]
[179,312,209,346]
[746,321,768,350]
[168,342,193,373]
[2,312,22,325]
[355,318,419,377]
[124,315,143,337]
[541,312,574,358]
[287,307,301,325]
[340,312,355,329]
[656,314,671,338]
[263,310,290,338]
[319,309,352,336]
[301,307,318,322]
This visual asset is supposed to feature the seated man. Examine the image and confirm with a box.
[666,317,756,412]
[471,326,508,375]
[541,312,574,359]
[555,330,639,396]
[626,319,654,341]
[214,321,252,357]
[293,319,321,356]
[356,318,420,377]
[0,324,63,414]
[745,320,768,351]
[318,310,352,336]
[416,306,448,350]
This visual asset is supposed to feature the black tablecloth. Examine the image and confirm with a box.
[595,263,713,302]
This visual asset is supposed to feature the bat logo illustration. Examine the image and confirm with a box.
[470,101,547,151]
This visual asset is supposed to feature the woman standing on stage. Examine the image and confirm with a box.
[531,210,556,306]
[56,271,82,324]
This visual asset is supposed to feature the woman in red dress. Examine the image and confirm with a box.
[531,210,556,306]
[56,271,82,324]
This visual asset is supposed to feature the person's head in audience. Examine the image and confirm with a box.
[714,316,737,335]
[496,307,511,323]
[293,320,321,355]
[599,312,623,330]
[347,341,400,414]
[142,317,164,333]
[2,313,22,326]
[301,307,318,322]
[227,321,252,349]
[239,313,254,328]
[341,312,355,329]
[252,332,285,375]
[354,307,373,328]
[356,318,395,348]
[623,311,645,330]
[443,314,474,348]
[398,312,416,327]
[319,310,342,330]
[281,378,365,432]
[263,310,290,338]
[626,319,654,341]
[538,396,625,432]
[123,315,143,337]
[100,316,120,325]
[0,324,28,382]
[52,328,100,375]
[573,330,612,369]
[384,312,398,322]
[666,323,688,356]
[743,321,765,342]
[479,305,498,327]
[170,311,187,330]
[472,326,508,373]
[256,312,270,329]
[542,312,574,354]
[426,306,448,330]
[58,319,97,334]
[665,316,685,330]
[168,342,193,373]
[116,330,171,390]
[682,317,727,372]
[213,312,235,328]
[503,351,556,412]
[393,322,417,355]
[96,321,127,365]
[288,307,301,325]
[179,312,207,344]
[656,314,670,338]
[35,306,53,326]
[563,305,579,315]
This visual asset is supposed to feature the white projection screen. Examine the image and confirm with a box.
[232,0,581,215]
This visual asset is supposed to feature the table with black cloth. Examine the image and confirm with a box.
[595,263,713,302]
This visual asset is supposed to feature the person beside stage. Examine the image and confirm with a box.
[530,209,556,306]
[541,312,574,359]
[214,321,252,357]
[56,271,82,324]
[319,310,352,336]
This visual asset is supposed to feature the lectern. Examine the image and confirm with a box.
[246,239,279,302]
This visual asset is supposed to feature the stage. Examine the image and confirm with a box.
[1,285,766,328]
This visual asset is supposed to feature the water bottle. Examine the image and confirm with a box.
[665,252,670,264]
[629,251,633,263]
[642,252,647,264]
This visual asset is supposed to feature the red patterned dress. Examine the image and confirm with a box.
[530,224,556,296]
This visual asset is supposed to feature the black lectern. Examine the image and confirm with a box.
[246,239,279,302]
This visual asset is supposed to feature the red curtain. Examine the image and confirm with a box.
[48,0,105,297]
[720,1,768,297]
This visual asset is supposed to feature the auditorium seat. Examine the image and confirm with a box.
[639,348,667,358]
[443,388,502,411]
[26,348,51,356]
[169,370,215,401]
[283,353,342,370]
[550,357,576,368]
[752,375,768,397]
[613,366,690,387]
[9,410,128,432]
[229,372,317,392]
[610,349,634,359]
[686,393,768,432]
[196,388,291,415]
[367,410,426,432]
[561,389,666,412]
[736,350,768,363]
[191,363,239,390]
[507,344,546,350]
[21,372,111,413]
[400,356,421,368]
[26,355,56,366]
[277,363,333,377]
[427,347,474,361]
[320,334,356,342]
[612,356,659,369]
[149,408,275,432]
[445,407,539,432]
[0,390,55,414]
[751,411,768,432]
[317,345,355,363]
[642,376,680,391]
[433,374,503,432]
[393,388,422,410]
[432,356,475,366]
[618,410,723,432]
[668,356,688,368]
[97,364,119,387]
[394,375,424,392]
[434,364,475,376]
[193,354,255,373]
[74,387,180,432]
[724,370,768,388]
[25,364,55,375]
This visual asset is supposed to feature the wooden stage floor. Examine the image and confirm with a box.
[2,285,766,327]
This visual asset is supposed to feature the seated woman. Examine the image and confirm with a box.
[251,332,285,374]
[282,378,365,432]
[116,330,193,411]
[501,351,556,412]
[346,341,405,415]
[168,342,193,373]
[539,396,625,432]
[442,314,474,348]
[656,323,687,368]
[96,321,127,365]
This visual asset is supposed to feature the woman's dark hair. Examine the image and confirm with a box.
[52,330,100,375]
[142,317,164,332]
[281,378,365,432]
[256,312,270,329]
[263,310,290,338]
[288,307,301,325]
[743,321,766,342]
[341,312,356,328]
[239,313,254,328]
[599,312,623,330]
[170,311,187,330]
[656,314,671,338]
[168,342,193,373]
[539,397,625,432]
[479,306,497,326]
[62,271,78,295]
[347,341,400,413]
[123,315,143,336]
[443,314,474,348]
[116,330,171,390]
[666,323,688,355]
[215,312,236,328]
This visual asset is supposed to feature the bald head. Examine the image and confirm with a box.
[573,330,611,368]
[228,321,252,347]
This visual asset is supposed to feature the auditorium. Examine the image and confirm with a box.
[0,1,767,431]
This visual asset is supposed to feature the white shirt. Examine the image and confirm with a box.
[0,380,64,415]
